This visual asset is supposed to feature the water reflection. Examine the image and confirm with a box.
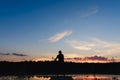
[0,74,120,80]
[72,74,120,80]
[0,75,30,80]
[50,75,73,80]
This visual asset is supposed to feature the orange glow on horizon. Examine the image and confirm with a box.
[1,55,120,63]
[32,57,120,63]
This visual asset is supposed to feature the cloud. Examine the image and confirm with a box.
[0,53,10,55]
[12,53,27,56]
[84,56,108,61]
[48,30,72,42]
[65,56,108,62]
[0,53,27,57]
[74,46,92,50]
[66,40,95,50]
[66,37,120,57]
[80,7,99,17]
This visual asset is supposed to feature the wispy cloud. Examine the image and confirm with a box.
[80,6,99,17]
[65,56,108,61]
[66,37,120,57]
[0,53,27,57]
[84,56,108,61]
[48,30,72,42]
[66,40,95,50]
[0,53,10,55]
[12,53,27,56]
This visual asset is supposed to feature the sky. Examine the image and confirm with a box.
[0,0,120,62]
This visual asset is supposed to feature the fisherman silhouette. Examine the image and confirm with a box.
[54,50,64,62]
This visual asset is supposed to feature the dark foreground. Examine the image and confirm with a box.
[0,61,120,75]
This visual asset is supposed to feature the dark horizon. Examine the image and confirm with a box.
[0,61,120,75]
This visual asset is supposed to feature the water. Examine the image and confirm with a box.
[0,74,120,80]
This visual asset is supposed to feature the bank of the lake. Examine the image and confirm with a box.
[0,61,120,75]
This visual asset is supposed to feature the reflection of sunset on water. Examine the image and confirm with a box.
[32,75,113,80]
[33,76,50,80]
[72,75,119,80]
[0,75,119,80]
[31,75,120,80]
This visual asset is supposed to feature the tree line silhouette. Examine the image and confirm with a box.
[0,61,120,75]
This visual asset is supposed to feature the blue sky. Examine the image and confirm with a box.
[0,0,120,61]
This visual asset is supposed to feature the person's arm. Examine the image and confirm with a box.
[54,55,58,61]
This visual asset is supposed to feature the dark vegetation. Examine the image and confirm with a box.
[0,61,120,75]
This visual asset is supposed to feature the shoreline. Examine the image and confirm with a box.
[0,61,120,75]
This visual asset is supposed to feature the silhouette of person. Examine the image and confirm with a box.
[55,50,64,62]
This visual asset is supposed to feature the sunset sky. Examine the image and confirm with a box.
[0,0,120,62]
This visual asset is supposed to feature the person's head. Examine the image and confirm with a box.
[58,50,62,54]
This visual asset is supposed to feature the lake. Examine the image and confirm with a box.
[0,74,120,80]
